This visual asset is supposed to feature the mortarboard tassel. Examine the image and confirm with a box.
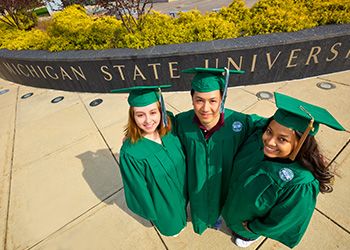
[158,87,168,127]
[289,106,314,161]
[220,67,230,114]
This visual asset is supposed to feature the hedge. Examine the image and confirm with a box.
[0,0,349,51]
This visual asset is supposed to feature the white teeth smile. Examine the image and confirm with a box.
[265,146,277,153]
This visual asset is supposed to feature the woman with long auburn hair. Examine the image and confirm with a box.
[112,85,187,237]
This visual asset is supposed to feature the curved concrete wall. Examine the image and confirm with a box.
[0,24,349,93]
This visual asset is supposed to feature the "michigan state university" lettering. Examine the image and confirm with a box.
[2,64,86,81]
[1,41,349,83]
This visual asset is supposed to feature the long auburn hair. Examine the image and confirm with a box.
[295,132,334,193]
[124,101,172,144]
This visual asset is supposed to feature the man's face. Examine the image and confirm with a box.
[192,90,222,129]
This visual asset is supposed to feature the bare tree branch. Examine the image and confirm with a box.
[0,0,41,29]
[95,0,154,33]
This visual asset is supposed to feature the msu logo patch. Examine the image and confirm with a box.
[232,121,243,132]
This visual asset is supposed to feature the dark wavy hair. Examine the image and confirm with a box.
[295,132,334,193]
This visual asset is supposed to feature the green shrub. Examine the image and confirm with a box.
[0,28,49,50]
[87,16,125,50]
[115,11,177,49]
[174,10,240,43]
[0,11,38,30]
[115,10,239,49]
[0,25,16,48]
[46,4,90,37]
[218,0,251,35]
[45,5,93,50]
[139,11,181,46]
[0,0,349,51]
[46,4,123,51]
[18,11,38,30]
[302,0,350,25]
[247,0,317,35]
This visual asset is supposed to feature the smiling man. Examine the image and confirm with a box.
[175,67,266,235]
[192,89,221,131]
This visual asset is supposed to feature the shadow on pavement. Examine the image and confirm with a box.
[76,149,151,228]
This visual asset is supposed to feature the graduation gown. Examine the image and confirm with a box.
[119,126,187,236]
[222,129,319,248]
[175,108,265,234]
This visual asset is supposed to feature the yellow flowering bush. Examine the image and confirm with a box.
[0,1,349,51]
[0,28,49,50]
[116,10,239,49]
[174,10,239,43]
[46,5,123,51]
[305,0,350,25]
[218,0,251,35]
[247,0,317,35]
[116,11,178,49]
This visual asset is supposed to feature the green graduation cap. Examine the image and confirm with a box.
[273,92,345,135]
[272,92,346,160]
[111,85,172,127]
[182,67,245,92]
[111,85,171,107]
[182,67,245,113]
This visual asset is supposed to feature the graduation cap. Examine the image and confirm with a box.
[182,67,245,113]
[273,92,345,160]
[111,85,172,127]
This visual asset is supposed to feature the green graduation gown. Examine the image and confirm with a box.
[175,108,265,234]
[222,129,320,248]
[119,126,187,236]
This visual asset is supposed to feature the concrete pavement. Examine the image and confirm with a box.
[152,0,257,14]
[0,70,349,250]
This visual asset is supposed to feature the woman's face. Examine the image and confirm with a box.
[133,102,161,135]
[262,120,299,159]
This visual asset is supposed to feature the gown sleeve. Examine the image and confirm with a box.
[248,180,319,248]
[119,151,157,221]
[245,114,269,136]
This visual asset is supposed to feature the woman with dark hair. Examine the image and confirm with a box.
[296,131,334,193]
[112,85,187,237]
[222,92,346,248]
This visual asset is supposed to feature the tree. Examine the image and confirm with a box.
[95,0,154,33]
[0,0,42,29]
